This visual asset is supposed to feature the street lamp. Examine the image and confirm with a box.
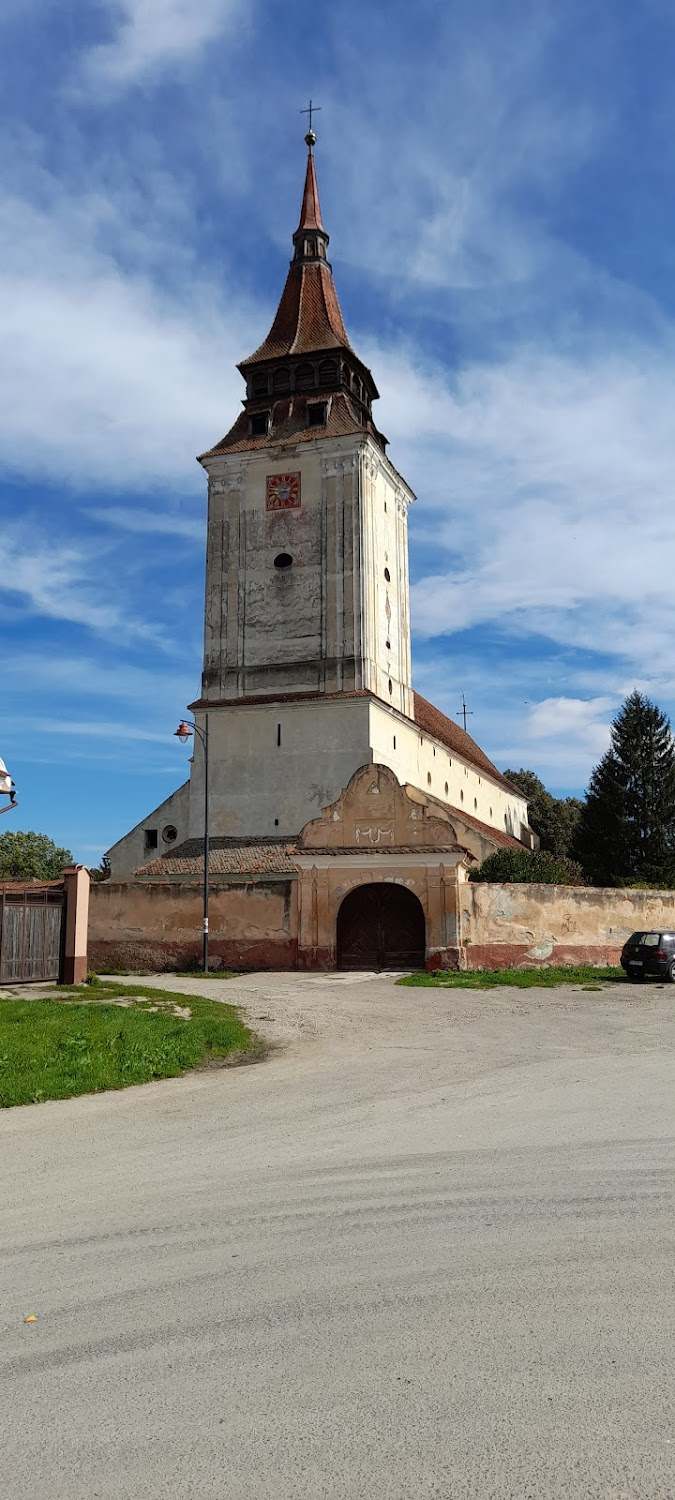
[173,714,210,973]
[0,758,17,816]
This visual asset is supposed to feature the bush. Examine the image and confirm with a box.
[469,847,585,885]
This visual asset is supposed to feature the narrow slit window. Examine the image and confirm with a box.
[277,724,281,746]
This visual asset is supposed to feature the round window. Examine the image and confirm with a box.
[162,825,178,844]
[274,553,293,569]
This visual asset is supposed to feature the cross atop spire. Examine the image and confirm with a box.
[300,98,321,150]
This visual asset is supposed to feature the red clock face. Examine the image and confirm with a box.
[266,472,301,510]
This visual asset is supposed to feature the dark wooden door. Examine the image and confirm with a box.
[0,887,65,983]
[337,883,425,971]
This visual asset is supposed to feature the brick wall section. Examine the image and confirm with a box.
[456,882,675,970]
[89,880,297,972]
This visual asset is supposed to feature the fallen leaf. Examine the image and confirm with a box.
[24,1315,38,1324]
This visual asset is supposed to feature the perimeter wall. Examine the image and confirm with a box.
[457,881,675,969]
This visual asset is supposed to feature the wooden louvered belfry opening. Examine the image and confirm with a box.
[0,885,66,983]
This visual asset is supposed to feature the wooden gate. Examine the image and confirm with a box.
[0,885,66,983]
[337,883,426,971]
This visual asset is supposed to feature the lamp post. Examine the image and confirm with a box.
[174,715,209,973]
[0,758,17,816]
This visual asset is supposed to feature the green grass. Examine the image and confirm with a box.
[0,982,262,1108]
[398,965,624,989]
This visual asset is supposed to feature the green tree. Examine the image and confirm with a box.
[469,848,584,885]
[0,830,73,880]
[574,691,675,887]
[503,768,583,858]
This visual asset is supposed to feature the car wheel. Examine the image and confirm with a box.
[667,961,675,984]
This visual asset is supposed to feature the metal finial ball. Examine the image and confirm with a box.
[305,129,317,148]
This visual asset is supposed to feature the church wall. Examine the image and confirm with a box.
[188,698,374,838]
[368,701,528,841]
[89,877,297,972]
[106,781,190,881]
[359,446,414,717]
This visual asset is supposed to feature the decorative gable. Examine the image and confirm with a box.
[298,763,462,850]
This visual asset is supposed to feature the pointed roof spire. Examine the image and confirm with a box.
[297,142,325,234]
[239,120,355,368]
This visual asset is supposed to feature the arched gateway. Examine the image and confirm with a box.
[336,883,426,971]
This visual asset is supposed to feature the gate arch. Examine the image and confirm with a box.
[336,883,425,971]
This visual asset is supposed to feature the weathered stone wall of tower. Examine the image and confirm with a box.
[200,435,414,706]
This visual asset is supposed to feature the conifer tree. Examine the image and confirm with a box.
[575,692,675,886]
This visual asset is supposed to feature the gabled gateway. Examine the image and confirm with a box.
[104,130,532,970]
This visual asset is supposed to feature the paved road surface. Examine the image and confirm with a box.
[2,971,675,1498]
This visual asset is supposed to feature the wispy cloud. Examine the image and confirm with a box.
[87,506,203,540]
[0,529,166,643]
[83,0,249,86]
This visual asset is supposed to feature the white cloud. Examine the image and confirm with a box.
[0,190,255,491]
[0,529,165,644]
[365,339,675,678]
[86,506,204,540]
[84,0,248,86]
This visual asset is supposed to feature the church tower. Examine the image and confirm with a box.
[106,126,532,877]
[197,127,415,717]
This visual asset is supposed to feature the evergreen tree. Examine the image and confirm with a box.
[575,692,675,886]
[0,830,73,880]
[503,768,583,858]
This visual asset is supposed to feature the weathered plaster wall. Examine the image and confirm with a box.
[188,698,374,838]
[89,878,297,971]
[458,881,675,968]
[369,701,528,843]
[107,782,190,881]
[200,434,414,710]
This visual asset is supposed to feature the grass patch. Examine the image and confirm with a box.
[0,982,262,1108]
[398,964,624,989]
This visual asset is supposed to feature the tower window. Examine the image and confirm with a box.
[474,798,478,809]
[249,411,270,437]
[252,372,268,396]
[307,401,328,427]
[393,736,396,749]
[272,367,290,394]
[295,363,315,390]
[144,829,158,852]
[388,679,393,695]
[277,723,281,746]
[384,567,391,582]
[318,359,338,387]
[274,553,293,569]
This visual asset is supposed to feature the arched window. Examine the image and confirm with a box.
[272,367,290,394]
[252,371,268,397]
[319,359,338,387]
[294,363,315,391]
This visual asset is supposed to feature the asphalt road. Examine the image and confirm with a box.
[2,971,675,1499]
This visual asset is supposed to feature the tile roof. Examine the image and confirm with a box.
[297,149,325,233]
[241,260,353,369]
[412,693,522,795]
[201,391,384,459]
[139,837,298,878]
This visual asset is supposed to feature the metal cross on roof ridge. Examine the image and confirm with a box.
[300,99,321,134]
[456,693,474,733]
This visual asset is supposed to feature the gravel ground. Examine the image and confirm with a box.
[1,970,675,1498]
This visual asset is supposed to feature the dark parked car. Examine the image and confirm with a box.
[620,931,675,982]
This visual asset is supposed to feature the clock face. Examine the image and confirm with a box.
[266,472,301,511]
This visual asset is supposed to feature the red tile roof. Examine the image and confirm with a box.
[297,150,325,233]
[413,693,522,796]
[200,390,384,458]
[240,261,353,367]
[139,837,298,878]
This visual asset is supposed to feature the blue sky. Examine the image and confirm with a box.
[2,0,675,863]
